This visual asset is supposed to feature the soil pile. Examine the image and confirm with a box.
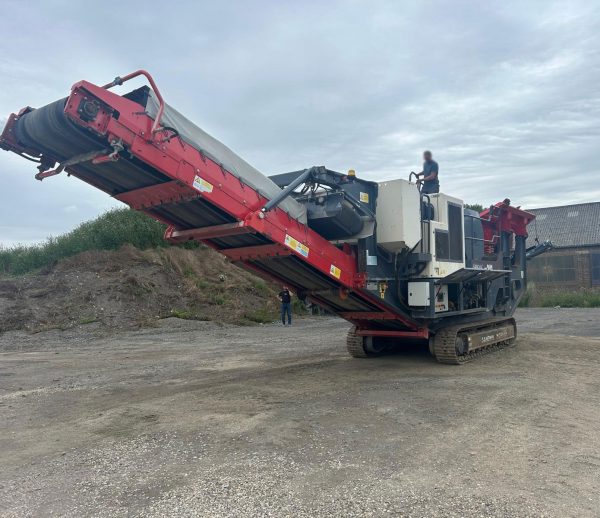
[0,245,281,333]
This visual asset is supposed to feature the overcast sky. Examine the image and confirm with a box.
[1,0,599,246]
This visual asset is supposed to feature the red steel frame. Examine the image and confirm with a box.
[479,201,535,253]
[0,70,428,338]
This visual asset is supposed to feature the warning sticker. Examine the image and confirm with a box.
[329,264,341,279]
[192,175,213,193]
[284,234,309,258]
[359,192,369,203]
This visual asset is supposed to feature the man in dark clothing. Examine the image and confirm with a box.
[278,286,292,326]
[417,150,440,194]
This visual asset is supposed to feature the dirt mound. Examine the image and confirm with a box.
[0,245,281,333]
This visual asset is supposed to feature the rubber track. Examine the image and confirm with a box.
[433,317,517,364]
[346,327,368,358]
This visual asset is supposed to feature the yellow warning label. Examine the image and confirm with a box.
[378,281,388,299]
[329,264,341,279]
[359,192,369,203]
[284,234,309,258]
[192,175,213,193]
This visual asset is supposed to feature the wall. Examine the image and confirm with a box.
[528,246,600,291]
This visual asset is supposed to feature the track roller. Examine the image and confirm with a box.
[432,317,517,364]
[346,327,386,358]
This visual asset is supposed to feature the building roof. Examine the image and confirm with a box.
[526,202,600,248]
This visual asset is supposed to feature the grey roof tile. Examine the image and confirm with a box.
[526,202,600,248]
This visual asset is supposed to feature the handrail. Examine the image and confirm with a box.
[409,171,421,191]
[463,211,500,245]
[420,193,431,254]
[102,69,165,138]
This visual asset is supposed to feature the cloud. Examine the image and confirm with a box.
[0,0,598,245]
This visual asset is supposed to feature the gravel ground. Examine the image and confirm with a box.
[1,308,599,517]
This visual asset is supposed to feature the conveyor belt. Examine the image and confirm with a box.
[13,99,172,194]
[11,98,273,251]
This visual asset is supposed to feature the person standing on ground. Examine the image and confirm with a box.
[278,286,292,326]
[417,150,440,194]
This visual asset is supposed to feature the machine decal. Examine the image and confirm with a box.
[284,234,309,258]
[329,264,341,279]
[359,192,369,203]
[192,175,213,193]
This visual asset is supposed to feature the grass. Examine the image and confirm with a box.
[244,307,276,324]
[168,308,212,321]
[195,279,210,290]
[250,279,271,297]
[78,317,98,325]
[122,275,155,297]
[182,266,196,278]
[537,291,600,308]
[292,297,307,314]
[210,294,227,305]
[518,289,533,308]
[170,308,197,320]
[519,284,600,308]
[0,208,199,276]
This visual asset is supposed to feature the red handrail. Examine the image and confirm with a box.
[102,69,165,138]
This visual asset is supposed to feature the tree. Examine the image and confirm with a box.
[464,203,484,213]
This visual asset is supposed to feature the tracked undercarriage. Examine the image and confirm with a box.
[348,318,517,364]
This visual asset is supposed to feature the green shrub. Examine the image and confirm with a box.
[211,294,227,305]
[519,283,535,307]
[244,307,276,323]
[195,279,210,290]
[0,208,197,276]
[292,297,308,314]
[182,266,196,278]
[250,279,271,297]
[518,291,531,307]
[170,308,196,319]
[519,283,600,308]
[537,291,600,308]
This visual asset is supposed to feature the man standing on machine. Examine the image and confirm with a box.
[278,285,292,326]
[417,150,439,194]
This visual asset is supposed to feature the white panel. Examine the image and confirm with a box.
[419,195,466,278]
[408,282,430,306]
[376,179,421,252]
[427,193,463,224]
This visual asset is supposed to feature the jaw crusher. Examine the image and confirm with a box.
[0,70,545,364]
